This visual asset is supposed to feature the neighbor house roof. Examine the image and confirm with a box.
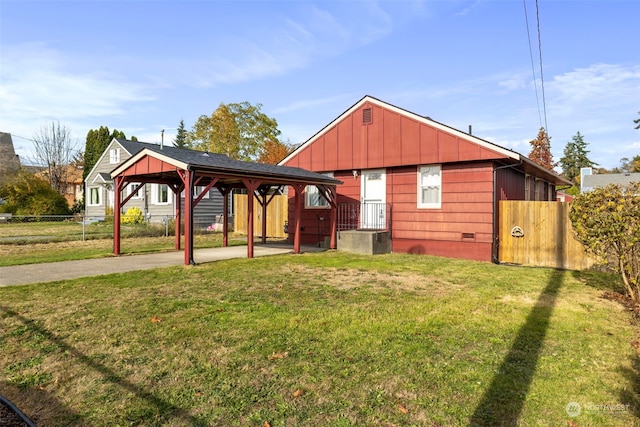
[583,172,640,189]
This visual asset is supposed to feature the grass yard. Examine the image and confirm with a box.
[0,234,247,266]
[1,252,639,426]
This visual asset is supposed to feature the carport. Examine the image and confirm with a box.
[110,141,342,265]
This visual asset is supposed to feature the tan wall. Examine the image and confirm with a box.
[498,200,595,270]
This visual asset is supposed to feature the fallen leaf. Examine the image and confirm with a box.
[268,351,288,360]
[151,316,162,323]
[567,420,579,427]
[397,403,408,414]
[263,422,271,427]
[631,340,640,349]
[293,388,304,398]
[584,328,591,333]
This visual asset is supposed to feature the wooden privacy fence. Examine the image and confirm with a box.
[498,201,595,270]
[234,194,288,238]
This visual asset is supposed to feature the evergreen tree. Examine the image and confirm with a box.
[173,119,188,148]
[528,127,556,171]
[82,127,128,181]
[559,132,597,184]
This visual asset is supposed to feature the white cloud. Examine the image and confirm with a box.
[0,43,155,131]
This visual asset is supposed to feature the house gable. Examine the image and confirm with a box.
[280,96,519,172]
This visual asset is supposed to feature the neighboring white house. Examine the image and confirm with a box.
[84,139,231,228]
[580,167,640,193]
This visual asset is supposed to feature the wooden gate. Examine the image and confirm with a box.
[498,201,595,270]
[234,194,288,238]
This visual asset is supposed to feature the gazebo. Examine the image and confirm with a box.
[110,141,342,265]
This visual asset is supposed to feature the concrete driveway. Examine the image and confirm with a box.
[0,244,323,287]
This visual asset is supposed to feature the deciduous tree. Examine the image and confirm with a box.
[569,183,640,301]
[528,127,556,171]
[0,170,71,215]
[257,139,294,164]
[188,102,281,161]
[31,121,77,195]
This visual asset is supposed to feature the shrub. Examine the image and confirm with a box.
[121,207,144,224]
[569,182,640,301]
[0,171,71,215]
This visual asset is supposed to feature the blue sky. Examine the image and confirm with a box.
[1,0,638,170]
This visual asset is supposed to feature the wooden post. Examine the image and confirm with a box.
[292,184,305,254]
[329,186,338,249]
[243,179,261,258]
[113,176,123,255]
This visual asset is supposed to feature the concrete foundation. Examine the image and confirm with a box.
[337,230,391,255]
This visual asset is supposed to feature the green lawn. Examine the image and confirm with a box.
[1,252,638,426]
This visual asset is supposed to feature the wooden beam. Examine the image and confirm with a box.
[242,179,261,258]
[113,175,125,255]
[292,184,306,254]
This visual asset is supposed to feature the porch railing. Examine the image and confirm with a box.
[337,203,392,231]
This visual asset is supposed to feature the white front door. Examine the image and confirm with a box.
[360,169,386,229]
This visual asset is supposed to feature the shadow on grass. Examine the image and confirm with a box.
[469,269,564,426]
[0,306,208,426]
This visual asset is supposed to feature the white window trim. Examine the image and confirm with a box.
[417,165,442,209]
[109,148,121,164]
[151,183,172,205]
[181,186,210,199]
[88,186,102,206]
[305,173,333,209]
[128,183,143,199]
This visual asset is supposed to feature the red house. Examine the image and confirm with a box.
[279,96,571,262]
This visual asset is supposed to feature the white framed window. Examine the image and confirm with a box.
[109,148,121,164]
[417,165,442,209]
[152,184,172,205]
[181,186,209,199]
[88,186,101,206]
[128,183,142,199]
[305,173,333,209]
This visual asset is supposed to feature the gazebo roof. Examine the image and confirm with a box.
[111,139,342,187]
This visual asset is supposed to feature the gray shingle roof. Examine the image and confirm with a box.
[583,172,640,189]
[113,139,342,185]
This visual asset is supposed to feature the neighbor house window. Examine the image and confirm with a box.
[152,184,171,205]
[88,187,101,206]
[128,183,142,199]
[109,148,120,164]
[181,186,209,199]
[305,173,333,209]
[418,165,442,208]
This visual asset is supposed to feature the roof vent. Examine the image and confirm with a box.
[363,108,372,124]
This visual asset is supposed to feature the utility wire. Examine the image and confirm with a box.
[535,0,549,134]
[523,0,543,129]
[10,134,35,143]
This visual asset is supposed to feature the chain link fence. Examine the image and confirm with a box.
[0,214,227,244]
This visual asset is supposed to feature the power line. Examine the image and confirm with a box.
[522,0,543,128]
[9,134,35,143]
[535,0,549,134]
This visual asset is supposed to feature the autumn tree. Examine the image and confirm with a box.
[570,182,640,301]
[173,119,188,148]
[613,155,640,173]
[257,139,294,164]
[528,127,556,170]
[31,121,77,195]
[187,102,281,161]
[0,170,71,215]
[558,132,597,184]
